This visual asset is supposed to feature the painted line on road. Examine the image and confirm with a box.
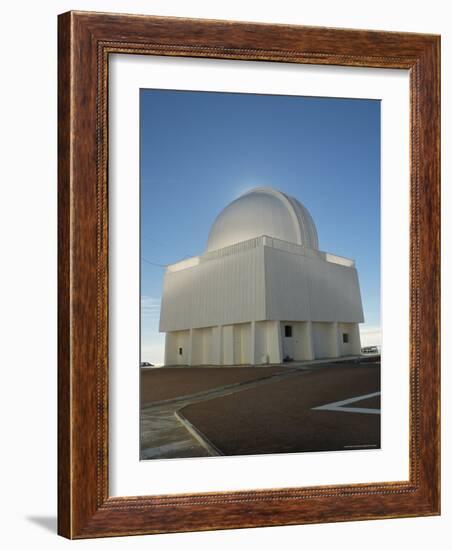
[312,391,381,415]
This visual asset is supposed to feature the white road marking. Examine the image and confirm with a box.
[312,391,381,415]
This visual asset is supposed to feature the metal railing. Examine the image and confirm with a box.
[168,235,355,272]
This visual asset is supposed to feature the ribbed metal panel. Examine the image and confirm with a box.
[159,246,266,332]
[264,246,364,323]
[160,240,363,333]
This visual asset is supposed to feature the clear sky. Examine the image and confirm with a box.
[140,89,381,364]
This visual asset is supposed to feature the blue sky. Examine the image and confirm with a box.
[140,89,380,364]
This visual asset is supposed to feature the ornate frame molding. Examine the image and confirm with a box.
[58,11,440,538]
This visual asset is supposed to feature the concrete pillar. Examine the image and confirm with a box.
[277,321,283,363]
[212,325,222,365]
[350,323,362,355]
[266,321,282,364]
[305,321,315,360]
[254,322,267,364]
[187,329,193,366]
[331,322,340,358]
[250,321,256,365]
[164,333,173,366]
[222,325,234,365]
[191,329,203,366]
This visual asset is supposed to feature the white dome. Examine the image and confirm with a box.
[206,187,319,252]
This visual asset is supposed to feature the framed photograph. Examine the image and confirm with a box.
[58,11,440,538]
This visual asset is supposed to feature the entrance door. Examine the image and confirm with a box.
[282,324,294,361]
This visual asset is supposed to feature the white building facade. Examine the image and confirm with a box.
[159,188,364,366]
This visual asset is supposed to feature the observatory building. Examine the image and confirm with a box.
[159,187,363,366]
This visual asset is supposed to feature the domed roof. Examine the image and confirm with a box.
[206,187,319,252]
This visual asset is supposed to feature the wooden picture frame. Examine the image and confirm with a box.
[58,11,440,539]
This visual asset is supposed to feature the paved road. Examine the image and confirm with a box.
[140,359,380,460]
[181,363,380,456]
[140,368,299,459]
[140,366,287,404]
